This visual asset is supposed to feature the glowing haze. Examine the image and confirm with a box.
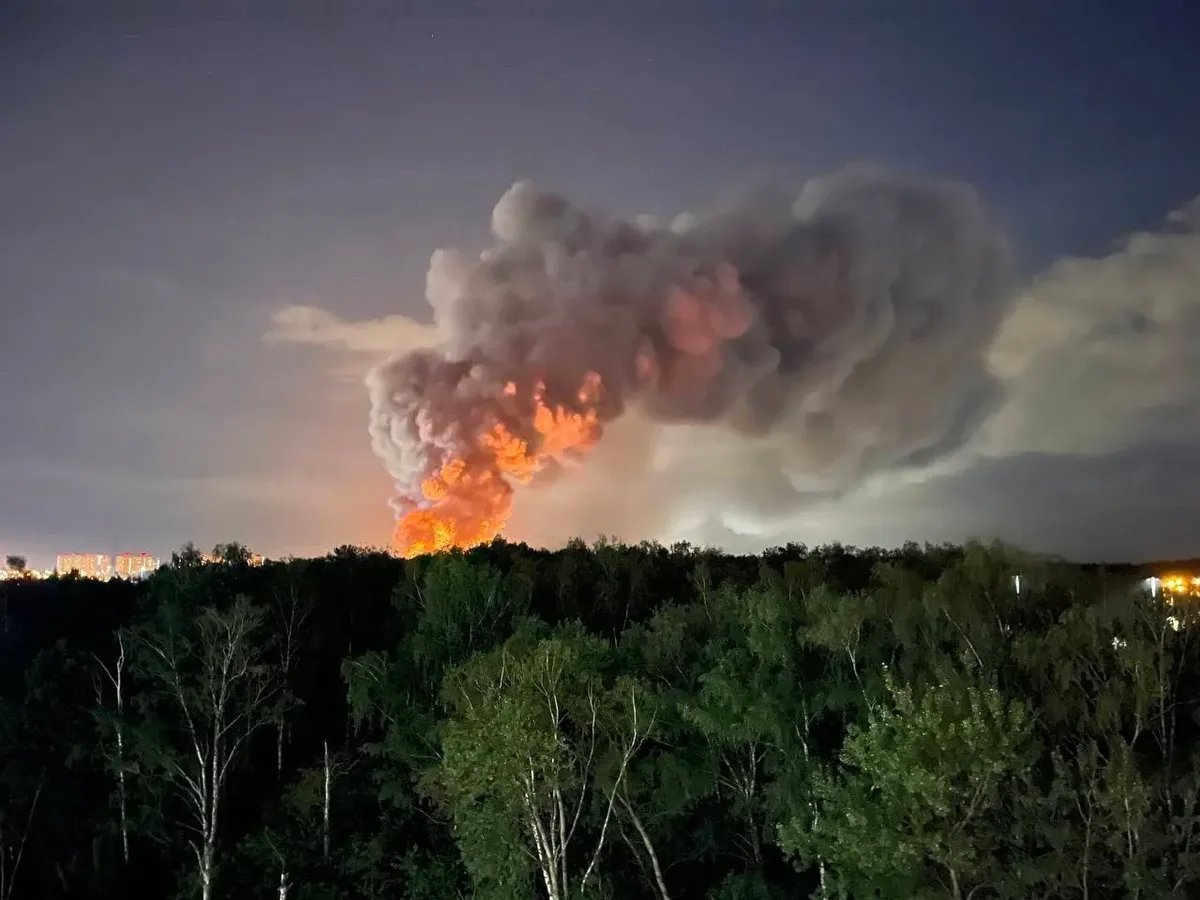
[366,167,1012,556]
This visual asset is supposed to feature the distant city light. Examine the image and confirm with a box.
[56,553,113,579]
[114,551,161,580]
[1,548,264,582]
[205,551,264,566]
[0,566,54,581]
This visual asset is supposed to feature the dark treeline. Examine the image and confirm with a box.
[0,539,1195,899]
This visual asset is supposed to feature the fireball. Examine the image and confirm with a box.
[392,371,604,557]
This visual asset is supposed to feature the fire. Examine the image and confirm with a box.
[396,463,513,557]
[393,372,604,557]
[1160,574,1200,597]
[534,372,601,458]
[480,423,537,482]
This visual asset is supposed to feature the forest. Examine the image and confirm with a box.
[0,538,1196,900]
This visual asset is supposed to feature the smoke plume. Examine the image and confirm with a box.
[366,166,1013,555]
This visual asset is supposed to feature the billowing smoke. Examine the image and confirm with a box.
[366,165,1013,556]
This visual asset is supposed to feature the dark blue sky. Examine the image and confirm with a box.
[3,2,1198,566]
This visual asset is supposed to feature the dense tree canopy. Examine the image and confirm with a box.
[0,539,1191,898]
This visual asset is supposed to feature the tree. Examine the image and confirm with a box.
[789,676,1036,899]
[171,543,205,568]
[0,701,42,900]
[0,783,41,900]
[437,624,657,900]
[2,537,1196,899]
[409,554,529,685]
[278,740,355,865]
[1009,587,1200,898]
[681,592,785,871]
[272,566,310,776]
[130,596,282,900]
[211,543,256,566]
[92,629,131,865]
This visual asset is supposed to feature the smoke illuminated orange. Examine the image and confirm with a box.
[393,372,605,557]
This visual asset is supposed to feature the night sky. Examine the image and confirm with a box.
[3,1,1199,567]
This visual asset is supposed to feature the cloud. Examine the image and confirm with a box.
[366,169,1013,554]
[666,440,1200,563]
[264,304,440,356]
[508,189,1200,554]
[984,195,1200,456]
[270,186,1200,558]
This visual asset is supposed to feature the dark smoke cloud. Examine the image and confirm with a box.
[366,165,1013,535]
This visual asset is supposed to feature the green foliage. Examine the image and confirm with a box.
[708,871,781,900]
[410,554,530,684]
[436,624,645,898]
[789,676,1035,898]
[0,539,1196,899]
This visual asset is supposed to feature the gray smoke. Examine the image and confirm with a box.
[366,165,1013,547]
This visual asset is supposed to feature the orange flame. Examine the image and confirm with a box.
[1161,574,1200,597]
[393,372,604,557]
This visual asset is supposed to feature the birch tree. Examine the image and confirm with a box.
[0,780,41,900]
[273,571,310,776]
[92,629,131,865]
[276,738,356,866]
[438,625,657,900]
[131,596,281,900]
[0,699,42,900]
[316,740,360,864]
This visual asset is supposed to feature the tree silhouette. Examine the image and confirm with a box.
[0,539,1194,898]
